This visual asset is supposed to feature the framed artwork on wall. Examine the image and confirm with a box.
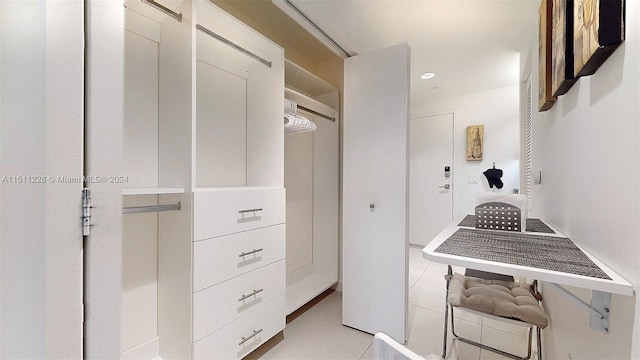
[552,0,577,96]
[573,0,625,77]
[466,125,484,161]
[539,0,556,111]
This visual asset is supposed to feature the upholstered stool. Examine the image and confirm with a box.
[444,272,548,360]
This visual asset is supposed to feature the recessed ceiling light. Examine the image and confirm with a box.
[420,72,436,80]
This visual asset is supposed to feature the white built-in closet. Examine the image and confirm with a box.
[122,1,284,359]
[283,60,340,315]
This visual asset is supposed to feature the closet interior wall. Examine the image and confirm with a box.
[123,5,190,358]
[284,60,340,315]
[122,1,285,359]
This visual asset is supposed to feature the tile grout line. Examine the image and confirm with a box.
[358,340,374,360]
[410,301,446,315]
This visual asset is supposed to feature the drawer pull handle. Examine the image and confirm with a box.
[238,328,263,346]
[239,248,263,257]
[238,288,264,302]
[238,208,263,214]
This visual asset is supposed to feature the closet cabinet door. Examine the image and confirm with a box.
[342,43,410,342]
[196,60,247,187]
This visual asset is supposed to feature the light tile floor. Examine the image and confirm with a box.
[250,245,538,360]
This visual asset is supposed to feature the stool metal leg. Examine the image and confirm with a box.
[442,265,453,359]
[537,326,542,360]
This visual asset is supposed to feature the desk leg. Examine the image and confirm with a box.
[442,265,453,358]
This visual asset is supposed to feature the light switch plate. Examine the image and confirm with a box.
[468,176,478,184]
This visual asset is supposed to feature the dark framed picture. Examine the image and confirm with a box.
[539,0,556,111]
[551,0,577,96]
[573,0,625,77]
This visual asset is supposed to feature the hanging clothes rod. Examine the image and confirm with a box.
[195,24,272,68]
[298,105,335,122]
[141,0,182,22]
[123,202,181,214]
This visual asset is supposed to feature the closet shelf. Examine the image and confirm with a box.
[194,186,283,193]
[284,59,336,97]
[286,274,338,315]
[285,88,337,122]
[122,187,185,196]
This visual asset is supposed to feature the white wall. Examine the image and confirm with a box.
[0,2,3,355]
[526,1,640,358]
[122,16,161,355]
[412,85,521,218]
[1,1,84,358]
[285,132,314,275]
[0,2,4,353]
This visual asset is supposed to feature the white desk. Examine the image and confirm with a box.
[424,215,634,347]
[422,216,633,296]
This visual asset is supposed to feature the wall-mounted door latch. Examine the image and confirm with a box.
[82,188,92,236]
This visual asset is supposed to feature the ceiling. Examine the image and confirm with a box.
[278,0,540,103]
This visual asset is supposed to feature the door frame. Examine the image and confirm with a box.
[83,1,125,358]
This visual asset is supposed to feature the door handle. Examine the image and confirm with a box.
[439,184,451,190]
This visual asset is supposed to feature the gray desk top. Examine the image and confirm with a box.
[435,228,610,280]
[423,216,633,296]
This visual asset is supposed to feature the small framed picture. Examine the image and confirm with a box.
[466,125,484,161]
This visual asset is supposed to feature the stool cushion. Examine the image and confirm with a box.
[447,273,548,328]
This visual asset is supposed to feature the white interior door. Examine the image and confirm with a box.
[342,43,409,343]
[1,1,84,357]
[410,113,454,246]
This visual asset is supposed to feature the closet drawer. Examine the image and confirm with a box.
[193,224,285,291]
[192,295,285,360]
[193,260,285,341]
[193,187,285,240]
